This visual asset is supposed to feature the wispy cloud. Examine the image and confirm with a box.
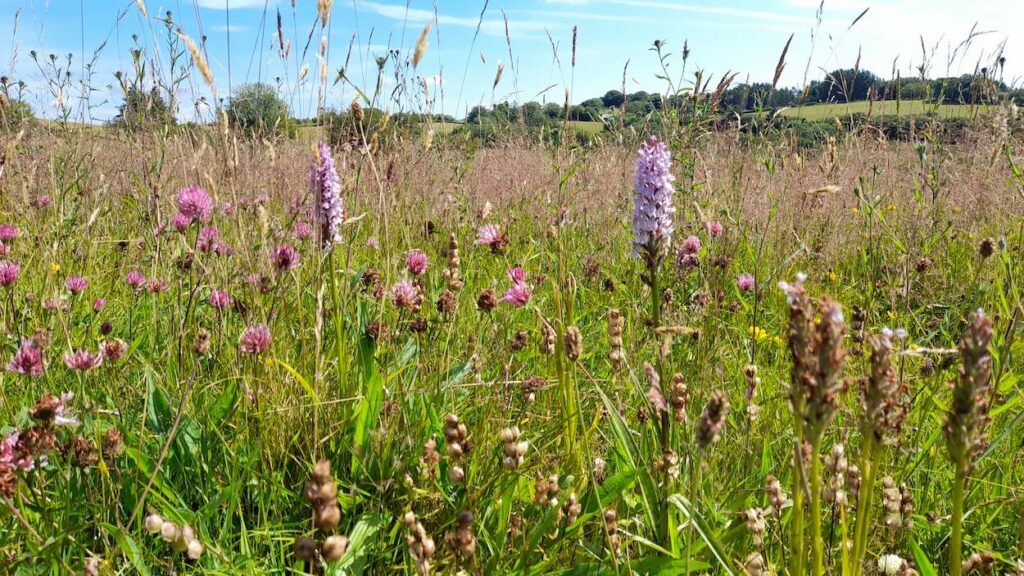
[356,0,550,39]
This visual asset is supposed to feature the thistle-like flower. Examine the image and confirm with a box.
[632,135,676,266]
[7,340,44,376]
[176,185,214,223]
[310,142,344,249]
[64,349,103,371]
[406,250,428,276]
[0,261,19,288]
[239,324,272,355]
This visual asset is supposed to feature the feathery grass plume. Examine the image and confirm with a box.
[945,309,994,576]
[179,33,213,88]
[413,21,432,69]
[310,142,344,249]
[317,0,333,25]
[134,0,147,18]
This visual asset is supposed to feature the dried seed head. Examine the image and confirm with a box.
[322,534,349,562]
[564,326,583,361]
[862,330,910,444]
[608,309,625,371]
[944,309,994,473]
[696,390,730,450]
[540,320,557,355]
[293,536,318,561]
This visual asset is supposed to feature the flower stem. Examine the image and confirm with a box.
[791,438,806,576]
[810,442,824,576]
[949,465,966,576]
[851,437,877,576]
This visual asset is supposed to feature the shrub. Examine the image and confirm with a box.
[227,83,294,140]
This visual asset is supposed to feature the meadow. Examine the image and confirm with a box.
[2,5,1024,575]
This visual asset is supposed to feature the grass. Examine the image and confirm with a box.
[2,6,1024,575]
[780,99,981,120]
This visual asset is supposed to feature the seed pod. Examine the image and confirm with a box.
[316,503,341,532]
[293,536,318,561]
[322,534,349,561]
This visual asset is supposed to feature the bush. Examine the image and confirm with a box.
[227,83,293,140]
[0,95,33,131]
[112,87,175,132]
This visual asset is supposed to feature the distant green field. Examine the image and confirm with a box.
[569,120,605,135]
[780,99,983,120]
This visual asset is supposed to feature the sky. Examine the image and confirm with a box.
[1,0,1020,123]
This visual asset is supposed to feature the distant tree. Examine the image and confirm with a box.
[580,98,603,110]
[467,105,488,124]
[543,102,563,119]
[601,90,625,108]
[0,78,33,130]
[227,83,292,139]
[113,86,175,131]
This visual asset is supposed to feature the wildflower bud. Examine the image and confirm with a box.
[765,475,788,516]
[160,521,181,543]
[293,537,318,561]
[881,476,902,529]
[744,552,769,576]
[670,374,688,422]
[316,503,341,532]
[945,309,994,474]
[743,364,761,421]
[696,390,729,450]
[476,289,497,312]
[448,465,465,484]
[145,513,165,534]
[521,375,543,404]
[740,507,767,547]
[593,457,607,484]
[823,443,848,506]
[607,309,625,372]
[540,321,556,355]
[312,460,332,484]
[533,472,560,507]
[564,326,582,361]
[978,237,995,259]
[962,551,996,574]
[322,534,349,562]
[562,493,581,525]
[445,510,477,557]
[186,539,204,560]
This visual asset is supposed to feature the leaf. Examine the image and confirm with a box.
[910,539,939,576]
[329,513,387,575]
[208,379,240,424]
[667,495,735,576]
[101,523,152,576]
[146,377,172,434]
[274,357,319,404]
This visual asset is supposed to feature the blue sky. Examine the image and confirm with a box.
[2,0,1020,122]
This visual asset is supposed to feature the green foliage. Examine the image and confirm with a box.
[112,86,175,132]
[226,82,294,140]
